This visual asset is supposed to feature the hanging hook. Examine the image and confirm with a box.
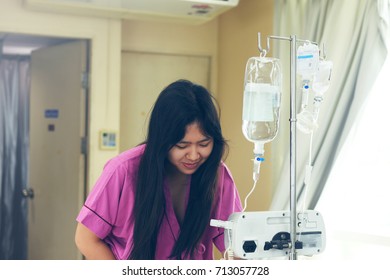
[257,32,269,57]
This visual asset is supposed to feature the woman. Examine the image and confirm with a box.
[75,79,242,260]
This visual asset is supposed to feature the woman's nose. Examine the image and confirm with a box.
[186,147,200,161]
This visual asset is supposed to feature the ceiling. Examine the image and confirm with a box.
[23,0,239,23]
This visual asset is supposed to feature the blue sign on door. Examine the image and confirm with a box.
[45,109,59,119]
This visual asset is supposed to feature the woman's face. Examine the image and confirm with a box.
[167,122,214,176]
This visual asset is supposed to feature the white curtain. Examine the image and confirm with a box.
[270,0,389,210]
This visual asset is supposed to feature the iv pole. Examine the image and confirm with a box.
[257,33,315,260]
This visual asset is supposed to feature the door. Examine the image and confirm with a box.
[28,40,88,259]
[120,52,210,151]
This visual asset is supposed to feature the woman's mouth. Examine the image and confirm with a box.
[182,162,199,170]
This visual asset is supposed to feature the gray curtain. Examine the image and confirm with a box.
[0,55,30,259]
[270,0,389,210]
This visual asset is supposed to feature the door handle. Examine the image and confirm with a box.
[22,188,34,199]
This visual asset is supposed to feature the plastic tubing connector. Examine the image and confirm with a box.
[253,155,264,182]
[253,142,265,182]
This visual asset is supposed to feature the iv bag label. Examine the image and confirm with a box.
[297,43,319,77]
[243,83,278,122]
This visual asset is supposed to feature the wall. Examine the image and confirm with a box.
[121,18,219,93]
[218,0,274,210]
[120,18,219,155]
[0,0,122,192]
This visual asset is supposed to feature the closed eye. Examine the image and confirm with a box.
[175,138,212,149]
[175,144,188,149]
[199,141,211,147]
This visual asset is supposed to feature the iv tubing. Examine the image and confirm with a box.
[298,131,314,242]
[223,230,234,260]
[242,179,258,212]
[304,132,314,199]
[243,144,263,212]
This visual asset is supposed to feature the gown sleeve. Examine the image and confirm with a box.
[76,160,134,240]
[211,162,243,252]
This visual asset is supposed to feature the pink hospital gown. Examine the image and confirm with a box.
[76,144,242,260]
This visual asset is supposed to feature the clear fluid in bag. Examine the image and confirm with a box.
[242,57,282,147]
[312,60,333,95]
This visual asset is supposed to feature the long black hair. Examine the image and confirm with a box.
[129,79,227,259]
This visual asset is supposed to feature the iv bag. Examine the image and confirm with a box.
[242,56,282,151]
[297,59,333,134]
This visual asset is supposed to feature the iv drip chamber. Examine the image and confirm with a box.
[297,110,317,134]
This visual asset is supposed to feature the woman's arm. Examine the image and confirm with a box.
[75,222,116,260]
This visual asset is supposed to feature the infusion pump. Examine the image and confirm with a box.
[211,210,326,259]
